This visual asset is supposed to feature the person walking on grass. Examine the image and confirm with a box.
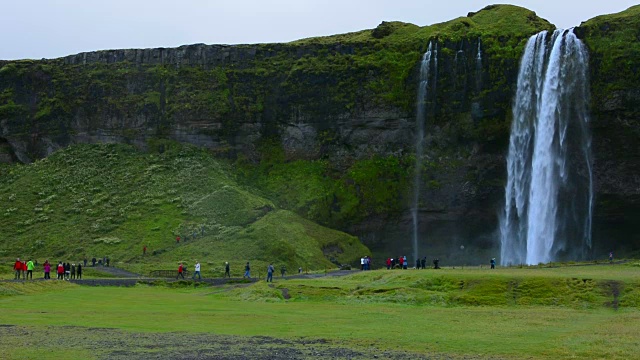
[192,261,201,280]
[13,258,22,280]
[143,245,147,256]
[177,263,185,279]
[224,262,231,278]
[490,258,496,269]
[267,263,274,282]
[244,262,251,279]
[77,263,82,279]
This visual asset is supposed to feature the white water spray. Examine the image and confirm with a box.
[500,29,592,265]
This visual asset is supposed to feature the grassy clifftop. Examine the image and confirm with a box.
[0,143,368,274]
[579,5,640,104]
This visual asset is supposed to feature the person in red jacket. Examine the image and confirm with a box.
[13,258,22,280]
[386,258,392,270]
[21,261,27,279]
[57,262,64,280]
[176,263,184,279]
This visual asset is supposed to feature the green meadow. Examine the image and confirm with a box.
[1,264,639,359]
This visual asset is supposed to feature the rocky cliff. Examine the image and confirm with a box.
[1,5,638,262]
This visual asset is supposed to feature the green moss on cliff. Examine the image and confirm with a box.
[579,5,640,106]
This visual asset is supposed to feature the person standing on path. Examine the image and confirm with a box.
[64,262,71,280]
[177,263,185,279]
[267,263,274,282]
[43,260,51,279]
[57,262,64,280]
[244,262,251,278]
[21,260,27,280]
[70,264,76,280]
[14,258,22,280]
[192,261,201,280]
[77,263,83,279]
[224,262,231,278]
[26,259,34,280]
[609,251,614,263]
[280,265,286,278]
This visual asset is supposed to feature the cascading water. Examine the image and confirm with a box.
[412,41,436,262]
[500,29,593,265]
[475,39,482,92]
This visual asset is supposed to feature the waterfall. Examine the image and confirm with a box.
[475,39,482,92]
[412,41,435,262]
[500,29,592,265]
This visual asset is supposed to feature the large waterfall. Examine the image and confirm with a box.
[500,29,593,265]
[412,41,436,262]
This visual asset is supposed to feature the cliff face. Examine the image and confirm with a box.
[0,5,638,261]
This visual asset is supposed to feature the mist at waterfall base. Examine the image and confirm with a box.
[500,29,593,266]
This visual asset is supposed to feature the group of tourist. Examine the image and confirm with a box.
[384,256,442,270]
[12,258,83,280]
[175,261,292,281]
[360,256,373,270]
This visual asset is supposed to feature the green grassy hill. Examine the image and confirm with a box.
[0,142,368,275]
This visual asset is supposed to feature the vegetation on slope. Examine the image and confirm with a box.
[0,142,368,274]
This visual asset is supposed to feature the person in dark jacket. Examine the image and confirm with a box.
[244,262,251,278]
[77,263,83,279]
[224,262,230,278]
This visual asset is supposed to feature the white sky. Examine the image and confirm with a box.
[0,0,637,60]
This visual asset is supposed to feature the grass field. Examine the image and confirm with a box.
[1,264,639,359]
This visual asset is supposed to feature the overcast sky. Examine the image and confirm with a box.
[0,0,637,60]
